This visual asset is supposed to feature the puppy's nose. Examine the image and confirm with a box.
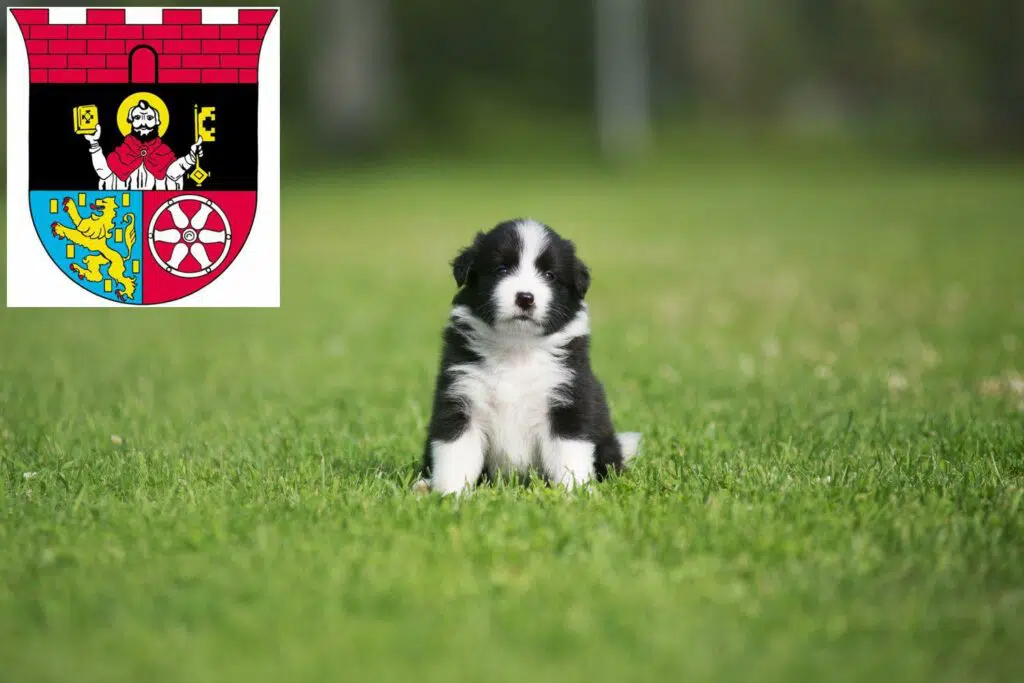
[515,292,535,310]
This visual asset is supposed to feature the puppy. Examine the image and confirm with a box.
[417,218,641,495]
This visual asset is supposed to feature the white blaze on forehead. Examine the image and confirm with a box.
[492,219,553,326]
[517,219,550,265]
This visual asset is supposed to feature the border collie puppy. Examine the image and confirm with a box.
[417,218,641,495]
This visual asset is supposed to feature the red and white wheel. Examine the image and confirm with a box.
[147,194,231,279]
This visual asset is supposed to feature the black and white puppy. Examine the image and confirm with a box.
[417,218,641,495]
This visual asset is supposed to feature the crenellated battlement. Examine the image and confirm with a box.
[10,7,276,84]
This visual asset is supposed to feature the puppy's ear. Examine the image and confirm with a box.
[573,256,591,298]
[451,233,483,288]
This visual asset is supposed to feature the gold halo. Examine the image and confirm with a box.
[116,92,170,138]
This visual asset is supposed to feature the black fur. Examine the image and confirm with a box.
[420,324,476,475]
[546,335,623,479]
[419,218,625,487]
[448,220,591,335]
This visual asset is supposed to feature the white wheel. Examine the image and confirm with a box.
[148,195,231,279]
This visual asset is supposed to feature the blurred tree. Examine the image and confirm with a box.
[678,0,748,114]
[310,0,397,157]
[388,0,593,137]
[595,0,652,159]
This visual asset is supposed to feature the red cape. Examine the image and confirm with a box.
[106,135,177,181]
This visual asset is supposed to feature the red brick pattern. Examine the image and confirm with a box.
[107,25,142,39]
[12,8,276,84]
[238,10,277,24]
[161,69,201,84]
[69,25,106,39]
[183,25,219,39]
[163,9,202,24]
[69,54,105,69]
[144,25,180,40]
[87,9,126,24]
[184,55,219,68]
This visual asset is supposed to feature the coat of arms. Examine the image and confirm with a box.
[6,7,279,306]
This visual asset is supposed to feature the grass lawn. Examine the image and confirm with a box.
[1,153,1023,682]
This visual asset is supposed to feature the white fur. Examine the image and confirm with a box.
[492,220,554,328]
[429,305,591,493]
[420,218,644,496]
[542,438,597,490]
[428,425,485,496]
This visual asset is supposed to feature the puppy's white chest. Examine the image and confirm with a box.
[463,349,568,475]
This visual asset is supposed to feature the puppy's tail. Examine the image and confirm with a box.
[616,432,643,464]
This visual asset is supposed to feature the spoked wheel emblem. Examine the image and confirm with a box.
[148,195,232,278]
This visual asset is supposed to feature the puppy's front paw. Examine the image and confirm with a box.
[411,478,431,495]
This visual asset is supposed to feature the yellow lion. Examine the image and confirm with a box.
[51,196,137,301]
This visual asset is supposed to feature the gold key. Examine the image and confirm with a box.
[189,104,215,186]
[189,161,209,186]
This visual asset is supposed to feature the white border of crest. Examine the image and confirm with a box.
[6,6,281,308]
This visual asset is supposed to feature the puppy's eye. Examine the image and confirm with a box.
[542,271,555,282]
[496,266,509,275]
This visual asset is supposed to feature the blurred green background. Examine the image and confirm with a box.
[4,0,1023,165]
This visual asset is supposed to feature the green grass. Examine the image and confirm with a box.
[1,153,1023,682]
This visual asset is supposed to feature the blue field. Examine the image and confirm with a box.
[30,190,144,304]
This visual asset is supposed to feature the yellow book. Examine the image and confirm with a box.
[73,105,98,135]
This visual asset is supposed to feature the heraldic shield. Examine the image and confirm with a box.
[9,7,277,305]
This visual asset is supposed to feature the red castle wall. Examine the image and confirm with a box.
[11,8,276,85]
